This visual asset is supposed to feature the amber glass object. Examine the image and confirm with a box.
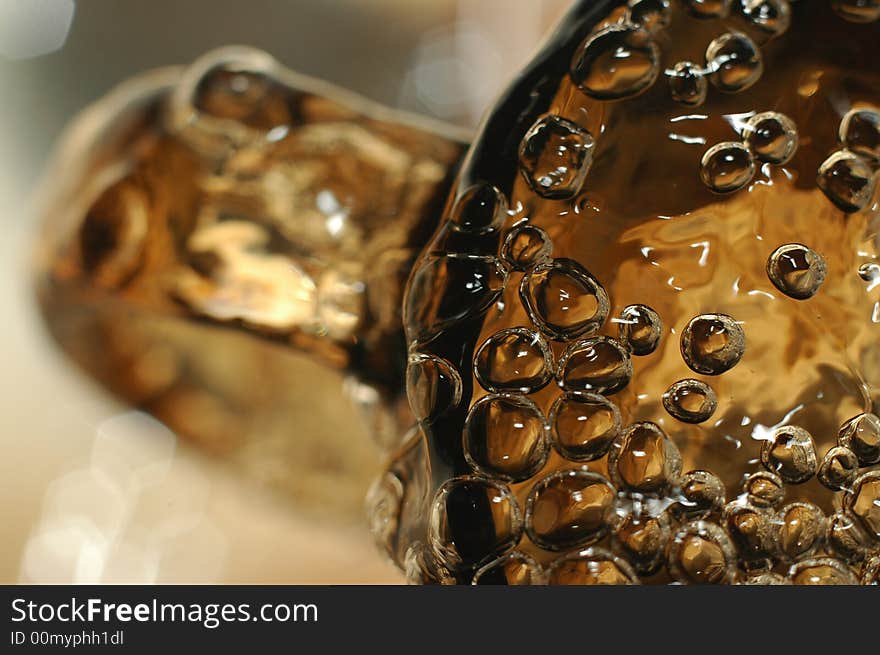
[37,1,880,584]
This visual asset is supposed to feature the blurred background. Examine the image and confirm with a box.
[0,0,568,584]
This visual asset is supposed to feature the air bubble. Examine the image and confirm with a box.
[663,378,718,423]
[474,327,553,394]
[609,422,683,494]
[449,184,507,234]
[776,502,824,561]
[403,543,454,585]
[739,572,790,585]
[668,521,737,584]
[675,470,726,517]
[789,558,858,585]
[668,61,708,107]
[845,471,880,540]
[743,111,798,164]
[627,0,672,32]
[743,471,785,507]
[463,394,550,482]
[685,0,732,18]
[472,551,544,585]
[519,115,595,199]
[613,511,671,575]
[185,49,283,126]
[740,0,792,36]
[365,471,404,560]
[859,262,880,283]
[405,254,506,345]
[570,24,661,100]
[558,336,633,395]
[862,555,880,585]
[831,0,880,23]
[680,313,746,375]
[700,142,756,193]
[549,391,621,461]
[501,224,552,271]
[705,32,763,93]
[525,469,618,551]
[837,412,880,465]
[406,354,462,422]
[827,510,873,562]
[766,243,826,300]
[760,425,817,484]
[429,477,522,570]
[546,547,639,585]
[839,107,880,162]
[723,501,775,566]
[817,446,859,491]
[520,259,610,340]
[817,150,876,213]
[617,304,662,355]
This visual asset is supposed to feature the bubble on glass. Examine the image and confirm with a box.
[519,115,595,199]
[463,394,550,483]
[474,327,554,394]
[700,142,756,193]
[520,259,610,341]
[549,391,621,461]
[570,24,661,100]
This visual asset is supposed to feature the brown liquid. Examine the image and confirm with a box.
[400,0,880,584]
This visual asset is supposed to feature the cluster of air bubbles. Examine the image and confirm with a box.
[701,112,797,193]
[818,105,880,212]
[423,402,880,582]
[667,29,764,108]
[404,7,880,582]
[831,0,880,23]
[683,0,792,35]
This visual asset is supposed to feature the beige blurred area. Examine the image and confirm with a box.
[0,0,567,584]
